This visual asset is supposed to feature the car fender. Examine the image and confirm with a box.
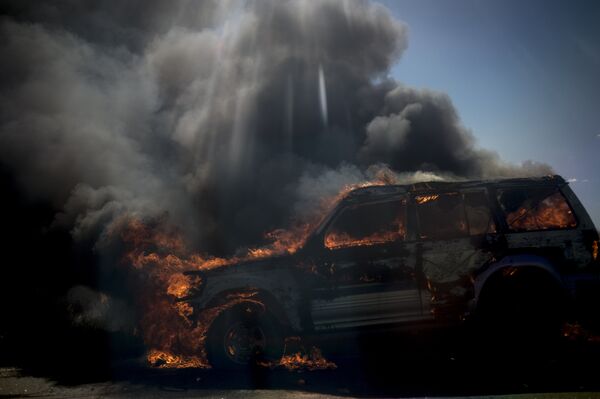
[188,269,303,332]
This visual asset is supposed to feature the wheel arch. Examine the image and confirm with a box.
[203,287,297,335]
[473,254,568,312]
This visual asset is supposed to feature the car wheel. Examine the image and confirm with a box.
[476,274,564,361]
[206,303,284,369]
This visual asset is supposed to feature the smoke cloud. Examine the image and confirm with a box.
[0,0,552,256]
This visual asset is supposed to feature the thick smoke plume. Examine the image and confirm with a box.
[0,1,551,340]
[0,0,551,252]
[0,0,551,254]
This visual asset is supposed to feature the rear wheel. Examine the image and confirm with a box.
[475,269,565,361]
[206,303,284,369]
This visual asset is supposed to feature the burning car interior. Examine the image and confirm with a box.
[1,1,600,398]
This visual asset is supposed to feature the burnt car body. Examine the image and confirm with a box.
[184,175,600,368]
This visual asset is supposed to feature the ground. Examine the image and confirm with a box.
[3,333,600,399]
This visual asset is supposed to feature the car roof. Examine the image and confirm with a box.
[343,175,566,203]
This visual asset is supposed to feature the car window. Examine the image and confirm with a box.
[497,187,577,232]
[416,192,468,240]
[464,191,496,235]
[324,199,406,249]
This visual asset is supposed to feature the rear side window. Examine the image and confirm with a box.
[416,192,468,240]
[416,191,496,239]
[325,199,406,249]
[497,187,577,232]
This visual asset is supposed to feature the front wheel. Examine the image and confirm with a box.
[206,303,284,369]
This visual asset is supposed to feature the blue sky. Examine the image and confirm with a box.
[378,0,600,225]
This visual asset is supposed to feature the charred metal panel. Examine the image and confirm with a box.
[419,238,494,320]
[311,287,424,330]
[189,265,304,331]
[504,230,592,269]
[308,243,425,330]
[420,239,493,283]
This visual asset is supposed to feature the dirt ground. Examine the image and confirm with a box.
[3,366,600,399]
[4,334,600,399]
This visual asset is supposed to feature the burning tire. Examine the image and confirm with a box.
[206,303,284,369]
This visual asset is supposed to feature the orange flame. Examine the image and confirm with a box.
[114,216,275,368]
[260,337,337,371]
[115,177,389,368]
[147,349,203,369]
[276,347,337,371]
[506,192,577,231]
[562,322,600,343]
[415,194,439,204]
[324,229,402,249]
[324,213,406,249]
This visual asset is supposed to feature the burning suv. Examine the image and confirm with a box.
[184,175,600,368]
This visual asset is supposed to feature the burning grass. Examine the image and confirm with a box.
[272,337,337,371]
[562,322,600,343]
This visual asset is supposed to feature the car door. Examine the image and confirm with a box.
[309,197,425,331]
[414,189,498,321]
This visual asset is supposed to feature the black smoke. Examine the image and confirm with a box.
[0,0,551,371]
[0,0,551,252]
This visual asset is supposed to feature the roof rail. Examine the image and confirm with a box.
[342,175,566,201]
